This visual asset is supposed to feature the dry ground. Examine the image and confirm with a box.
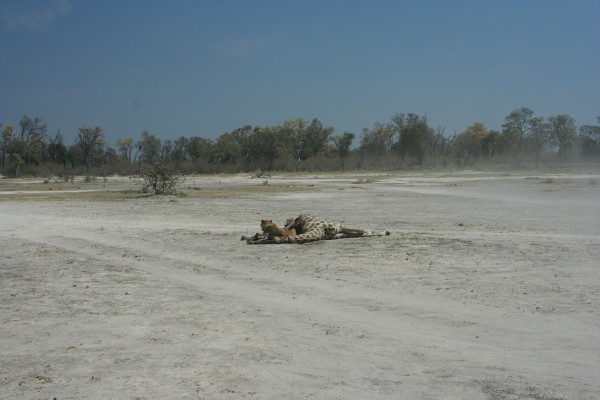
[1,171,599,399]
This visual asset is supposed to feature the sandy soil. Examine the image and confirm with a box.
[1,171,599,399]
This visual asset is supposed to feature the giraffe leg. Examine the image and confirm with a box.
[340,227,368,235]
[335,226,390,238]
[246,237,278,244]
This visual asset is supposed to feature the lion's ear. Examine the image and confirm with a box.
[261,220,266,223]
[269,220,272,222]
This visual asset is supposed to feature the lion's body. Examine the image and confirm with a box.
[261,220,297,239]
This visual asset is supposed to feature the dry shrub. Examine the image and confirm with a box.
[137,159,181,195]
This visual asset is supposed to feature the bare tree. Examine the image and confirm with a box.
[19,116,47,139]
[18,116,48,164]
[428,126,446,156]
[76,126,105,172]
[45,129,66,164]
[116,137,135,162]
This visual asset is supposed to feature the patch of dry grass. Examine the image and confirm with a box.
[184,183,321,199]
[0,189,142,202]
[0,178,323,202]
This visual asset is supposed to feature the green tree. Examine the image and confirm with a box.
[213,128,248,167]
[137,130,161,162]
[527,117,550,167]
[1,124,28,171]
[171,136,189,162]
[1,124,15,167]
[12,153,25,177]
[186,136,213,162]
[547,114,576,161]
[247,125,287,171]
[501,107,534,154]
[393,124,430,164]
[27,135,48,164]
[579,117,600,158]
[481,130,500,159]
[332,132,355,170]
[453,122,489,159]
[390,113,425,132]
[282,118,308,172]
[359,122,394,158]
[75,126,105,172]
[304,118,334,158]
[390,113,431,164]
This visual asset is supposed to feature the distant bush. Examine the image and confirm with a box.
[56,171,75,182]
[137,159,181,195]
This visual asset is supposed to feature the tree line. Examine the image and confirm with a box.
[1,108,599,177]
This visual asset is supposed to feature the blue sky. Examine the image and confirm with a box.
[1,0,599,145]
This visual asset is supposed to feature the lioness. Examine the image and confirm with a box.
[261,219,297,239]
